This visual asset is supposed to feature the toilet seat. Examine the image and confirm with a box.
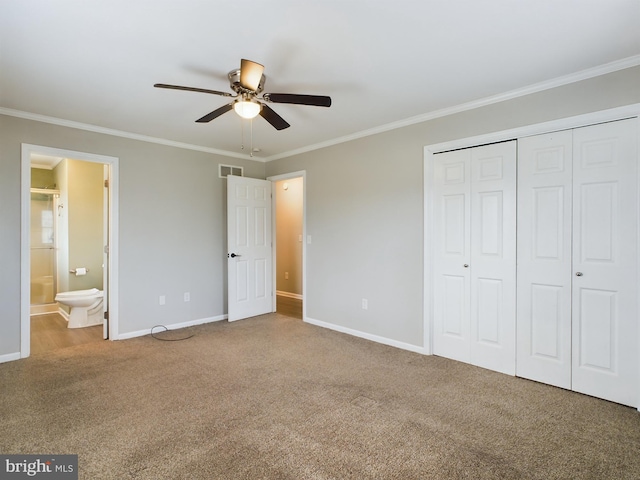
[55,288,102,299]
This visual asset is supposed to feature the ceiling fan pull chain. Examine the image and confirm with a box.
[240,117,245,151]
[250,118,254,157]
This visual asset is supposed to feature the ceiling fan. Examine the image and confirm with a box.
[154,59,332,131]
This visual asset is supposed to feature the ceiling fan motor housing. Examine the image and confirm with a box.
[228,69,266,94]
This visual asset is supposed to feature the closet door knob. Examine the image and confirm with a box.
[463,264,469,268]
[575,272,583,276]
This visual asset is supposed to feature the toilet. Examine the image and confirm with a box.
[55,288,104,328]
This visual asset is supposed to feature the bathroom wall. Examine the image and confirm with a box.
[31,168,54,188]
[65,159,104,291]
[275,178,303,296]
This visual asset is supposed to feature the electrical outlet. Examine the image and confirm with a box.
[184,292,190,302]
[284,272,289,280]
[362,298,368,310]
[159,295,166,306]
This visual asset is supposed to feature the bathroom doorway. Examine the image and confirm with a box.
[269,172,305,320]
[21,144,119,357]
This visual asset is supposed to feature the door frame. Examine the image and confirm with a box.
[267,171,307,321]
[424,104,640,408]
[20,144,119,356]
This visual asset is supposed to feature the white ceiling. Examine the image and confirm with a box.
[2,0,639,161]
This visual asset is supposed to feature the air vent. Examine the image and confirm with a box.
[219,164,244,178]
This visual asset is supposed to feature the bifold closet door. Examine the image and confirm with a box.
[571,119,638,407]
[433,142,516,375]
[517,130,573,389]
[469,142,517,375]
[517,118,638,407]
[432,148,471,364]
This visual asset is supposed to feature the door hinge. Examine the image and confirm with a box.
[104,311,109,320]
[104,179,109,188]
[104,245,109,254]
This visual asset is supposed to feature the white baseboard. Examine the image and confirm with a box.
[58,307,70,322]
[276,290,303,300]
[0,352,21,364]
[30,303,59,316]
[116,314,227,340]
[304,316,428,355]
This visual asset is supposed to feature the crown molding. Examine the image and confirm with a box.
[2,55,639,163]
[264,54,640,161]
[0,107,258,161]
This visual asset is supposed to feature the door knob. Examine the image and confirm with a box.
[575,272,583,276]
[228,253,241,258]
[463,264,469,268]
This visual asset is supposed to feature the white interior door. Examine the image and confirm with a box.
[227,175,274,322]
[469,141,517,375]
[517,130,573,388]
[432,141,516,374]
[571,119,638,407]
[103,165,109,339]
[432,148,472,363]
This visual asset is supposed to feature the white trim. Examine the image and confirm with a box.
[265,55,640,162]
[0,352,21,364]
[58,307,70,322]
[116,314,227,341]
[637,117,640,412]
[424,104,640,155]
[422,149,433,355]
[31,163,55,170]
[276,290,303,300]
[21,144,120,359]
[30,303,59,316]
[3,56,638,164]
[267,171,307,321]
[423,105,640,408]
[2,108,257,161]
[305,316,427,355]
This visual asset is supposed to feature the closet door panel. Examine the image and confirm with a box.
[572,118,638,407]
[433,149,471,363]
[470,141,517,375]
[516,131,573,388]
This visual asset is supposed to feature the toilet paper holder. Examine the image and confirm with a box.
[69,268,89,275]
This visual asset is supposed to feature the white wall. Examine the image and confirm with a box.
[1,65,639,360]
[265,65,640,350]
[0,115,264,359]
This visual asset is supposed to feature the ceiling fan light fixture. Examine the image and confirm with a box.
[234,99,261,119]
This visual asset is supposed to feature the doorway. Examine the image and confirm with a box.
[269,172,306,320]
[21,144,119,357]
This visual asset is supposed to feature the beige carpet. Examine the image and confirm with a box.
[1,313,640,479]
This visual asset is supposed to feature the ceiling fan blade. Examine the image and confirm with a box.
[259,104,290,131]
[195,103,234,123]
[264,93,331,107]
[239,59,265,91]
[154,83,233,97]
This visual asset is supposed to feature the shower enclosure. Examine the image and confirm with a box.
[30,189,59,305]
